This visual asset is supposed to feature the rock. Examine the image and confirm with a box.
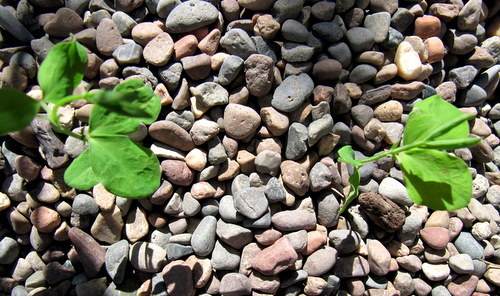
[422,263,450,281]
[414,15,441,39]
[96,18,123,56]
[449,254,474,274]
[454,232,484,260]
[349,64,377,84]
[216,219,253,249]
[252,237,298,275]
[72,194,99,215]
[105,240,129,284]
[312,19,346,43]
[457,0,481,31]
[281,42,314,62]
[334,255,370,278]
[367,239,391,276]
[271,73,314,112]
[125,206,149,243]
[149,120,195,151]
[219,273,252,296]
[280,160,310,196]
[447,275,479,296]
[31,118,68,169]
[220,28,257,59]
[233,187,268,219]
[162,260,195,296]
[224,103,261,140]
[165,0,218,33]
[217,55,244,85]
[143,32,174,66]
[129,242,167,273]
[68,227,105,278]
[43,7,83,37]
[43,261,74,285]
[0,5,34,43]
[303,247,337,276]
[364,12,391,43]
[286,123,308,160]
[244,54,274,97]
[211,240,241,270]
[0,237,20,264]
[358,192,406,232]
[346,27,375,52]
[272,209,316,231]
[191,215,217,256]
[395,41,422,80]
[91,206,123,244]
[449,65,479,89]
[30,206,61,233]
[282,19,308,43]
[112,43,143,65]
[445,29,477,55]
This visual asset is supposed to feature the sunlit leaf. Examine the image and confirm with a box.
[338,145,363,166]
[38,40,87,103]
[400,149,472,210]
[404,95,472,145]
[64,150,99,190]
[0,89,39,136]
[88,135,161,198]
[89,79,161,123]
[89,105,141,136]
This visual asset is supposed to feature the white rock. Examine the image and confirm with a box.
[395,41,422,80]
[378,177,413,206]
[185,148,208,171]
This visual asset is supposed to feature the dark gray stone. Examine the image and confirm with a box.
[0,5,34,43]
[105,240,129,284]
[30,118,69,169]
[220,28,257,59]
[281,42,315,63]
[454,232,484,260]
[448,65,479,89]
[312,18,346,43]
[327,42,351,68]
[112,43,143,65]
[191,215,217,256]
[165,243,193,260]
[286,122,308,160]
[217,55,244,86]
[165,0,219,33]
[364,12,391,43]
[158,62,183,91]
[272,73,314,112]
[391,8,414,33]
[281,19,309,43]
[349,64,377,84]
[346,27,375,52]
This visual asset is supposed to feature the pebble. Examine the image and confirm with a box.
[346,27,375,53]
[149,120,195,151]
[454,232,485,260]
[312,18,346,43]
[420,227,450,250]
[129,242,167,273]
[414,15,441,39]
[457,0,482,31]
[252,237,298,275]
[143,32,174,66]
[0,237,20,264]
[219,273,252,296]
[395,41,423,80]
[303,247,337,276]
[422,263,450,282]
[43,7,83,37]
[191,215,217,256]
[367,239,391,276]
[68,227,105,278]
[220,28,257,59]
[224,103,261,140]
[162,260,195,296]
[364,12,391,43]
[211,240,241,270]
[91,206,123,244]
[378,177,413,207]
[281,19,308,43]
[164,0,218,33]
[448,65,479,89]
[125,205,149,243]
[334,255,370,278]
[96,18,123,56]
[72,194,99,215]
[233,187,268,219]
[445,29,477,55]
[104,240,128,284]
[30,206,61,233]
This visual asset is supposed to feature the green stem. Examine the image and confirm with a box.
[358,141,424,164]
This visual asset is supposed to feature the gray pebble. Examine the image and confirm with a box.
[252,36,278,62]
[242,207,272,228]
[329,229,361,255]
[207,137,228,165]
[280,270,308,288]
[0,237,20,264]
[112,11,136,37]
[211,240,241,270]
[346,27,375,52]
[281,42,315,63]
[10,52,37,79]
[332,122,352,145]
[481,36,500,63]
[200,199,219,217]
[312,17,346,43]
[158,62,183,91]
[219,195,244,223]
[351,104,374,127]
[220,28,257,59]
[123,66,158,87]
[308,114,334,146]
[166,110,195,131]
[286,122,309,160]
[233,187,269,219]
[327,42,351,68]
[459,84,487,107]
[381,27,404,50]
[112,43,143,65]
[150,227,172,251]
[349,64,378,84]
[72,194,99,215]
[284,230,308,252]
[281,19,309,43]
[105,240,128,284]
[191,215,217,256]
[216,219,253,249]
[454,232,484,260]
[397,212,423,246]
[272,73,314,112]
[432,285,451,296]
[165,243,193,260]
[157,0,181,19]
[391,8,414,33]
[217,55,244,86]
[273,0,304,23]
[254,150,282,176]
[182,192,201,217]
[0,5,34,43]
[165,0,219,33]
[445,29,477,55]
[364,12,391,43]
[264,177,286,203]
[448,65,479,89]
[475,64,500,88]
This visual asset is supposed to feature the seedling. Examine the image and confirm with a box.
[338,95,481,213]
[0,40,161,198]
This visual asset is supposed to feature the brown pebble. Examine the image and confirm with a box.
[198,29,221,55]
[173,34,198,61]
[358,192,406,232]
[161,160,194,186]
[181,54,212,80]
[30,206,61,233]
[414,15,441,39]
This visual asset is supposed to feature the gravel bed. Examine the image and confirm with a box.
[0,0,500,295]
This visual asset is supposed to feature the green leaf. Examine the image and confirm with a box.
[38,40,88,103]
[0,89,40,136]
[400,149,472,211]
[404,95,472,146]
[64,150,99,190]
[338,145,363,166]
[89,105,142,136]
[88,135,161,198]
[89,79,161,123]
[420,137,481,150]
[338,166,360,214]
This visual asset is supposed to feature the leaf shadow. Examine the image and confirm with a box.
[404,171,455,211]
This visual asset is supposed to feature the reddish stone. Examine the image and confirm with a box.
[419,227,450,250]
[414,15,441,39]
[252,237,298,275]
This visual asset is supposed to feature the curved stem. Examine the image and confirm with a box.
[358,141,424,164]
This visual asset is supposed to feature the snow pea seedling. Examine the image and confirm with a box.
[0,40,161,198]
[338,95,481,214]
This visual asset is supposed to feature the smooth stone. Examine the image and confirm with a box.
[216,219,253,249]
[129,242,167,273]
[219,273,252,296]
[72,194,99,215]
[0,5,34,43]
[454,232,484,259]
[191,215,217,256]
[272,209,316,231]
[68,227,105,278]
[252,237,298,275]
[165,0,219,33]
[364,12,391,43]
[303,247,338,276]
[233,187,268,219]
[0,237,20,264]
[220,28,257,59]
[422,263,450,281]
[346,27,375,52]
[105,240,129,284]
[333,255,370,278]
[312,18,346,43]
[395,41,422,81]
[271,73,314,112]
[349,64,377,84]
[162,260,195,296]
[211,240,241,271]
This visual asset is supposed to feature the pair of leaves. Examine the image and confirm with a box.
[399,95,479,210]
[338,95,479,212]
[64,79,162,198]
[0,40,87,136]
